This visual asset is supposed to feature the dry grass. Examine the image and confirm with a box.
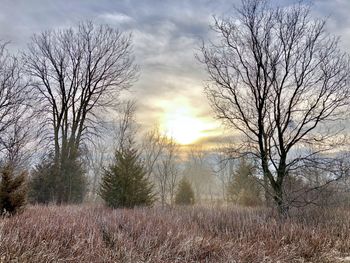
[0,205,349,262]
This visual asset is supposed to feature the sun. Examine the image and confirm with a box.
[156,97,220,145]
[161,106,209,145]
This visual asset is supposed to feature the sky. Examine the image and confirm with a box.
[0,0,350,147]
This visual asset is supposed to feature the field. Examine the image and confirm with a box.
[0,205,349,263]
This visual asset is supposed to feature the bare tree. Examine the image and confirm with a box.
[24,22,138,203]
[85,138,108,202]
[199,0,350,215]
[142,128,180,207]
[166,140,180,205]
[142,128,167,179]
[0,42,31,169]
[1,110,32,171]
[154,137,179,207]
[213,150,234,201]
[114,100,138,152]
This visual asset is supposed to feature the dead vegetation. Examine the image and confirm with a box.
[0,205,349,262]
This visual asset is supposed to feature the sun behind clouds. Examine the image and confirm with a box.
[158,99,217,145]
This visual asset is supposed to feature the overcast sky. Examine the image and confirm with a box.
[1,0,349,145]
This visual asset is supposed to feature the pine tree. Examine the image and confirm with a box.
[227,159,262,207]
[99,147,154,208]
[29,157,86,204]
[0,165,27,215]
[175,177,195,205]
[29,159,57,204]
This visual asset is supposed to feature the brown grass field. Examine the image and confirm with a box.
[0,205,349,262]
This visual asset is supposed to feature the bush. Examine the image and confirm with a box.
[175,177,195,205]
[99,147,154,208]
[0,165,27,215]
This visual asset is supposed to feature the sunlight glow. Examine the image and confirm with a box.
[159,100,216,145]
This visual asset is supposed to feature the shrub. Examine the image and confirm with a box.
[99,147,154,208]
[0,165,27,215]
[175,177,195,205]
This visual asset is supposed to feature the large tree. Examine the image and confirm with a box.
[200,0,350,215]
[24,22,138,203]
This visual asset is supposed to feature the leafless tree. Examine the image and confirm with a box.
[283,154,350,208]
[142,128,180,207]
[142,128,167,179]
[213,150,234,201]
[1,110,32,171]
[84,138,108,202]
[166,141,180,205]
[154,137,179,206]
[0,42,31,170]
[24,21,138,203]
[199,0,350,215]
[114,100,138,152]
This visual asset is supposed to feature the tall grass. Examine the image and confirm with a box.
[0,205,349,262]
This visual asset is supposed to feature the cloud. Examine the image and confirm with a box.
[99,12,134,24]
[0,0,348,147]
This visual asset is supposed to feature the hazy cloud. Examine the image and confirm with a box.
[0,0,348,146]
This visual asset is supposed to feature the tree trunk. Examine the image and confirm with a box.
[263,174,272,206]
[274,185,289,219]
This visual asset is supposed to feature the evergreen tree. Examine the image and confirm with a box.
[0,165,27,215]
[175,177,195,205]
[29,158,58,204]
[29,157,86,204]
[227,159,262,207]
[99,147,154,208]
[56,157,87,203]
